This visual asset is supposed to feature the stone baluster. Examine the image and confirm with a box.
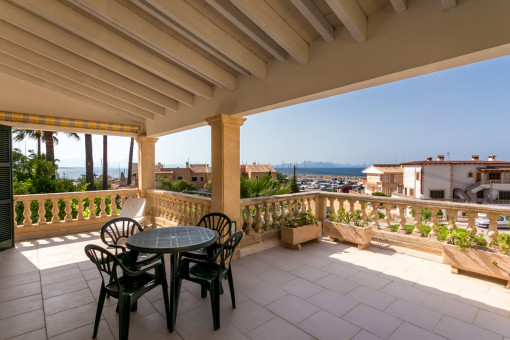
[293,199,299,218]
[263,202,270,229]
[88,196,96,220]
[149,194,156,227]
[329,197,336,218]
[52,198,60,223]
[271,202,278,228]
[175,199,181,224]
[162,196,169,220]
[187,201,193,225]
[447,209,457,230]
[255,204,262,233]
[306,197,312,213]
[111,195,119,217]
[383,205,392,231]
[64,197,73,222]
[245,205,253,233]
[99,195,107,218]
[22,199,33,226]
[194,202,200,225]
[37,199,47,225]
[371,201,379,230]
[487,213,499,241]
[359,201,367,225]
[13,203,17,228]
[397,205,406,233]
[412,206,423,237]
[466,211,477,235]
[77,197,85,220]
[428,208,440,237]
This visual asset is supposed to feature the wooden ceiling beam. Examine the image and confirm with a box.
[147,0,267,80]
[324,0,367,43]
[291,0,335,42]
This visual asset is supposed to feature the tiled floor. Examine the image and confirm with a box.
[1,232,510,340]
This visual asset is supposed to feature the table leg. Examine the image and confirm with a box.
[168,253,179,332]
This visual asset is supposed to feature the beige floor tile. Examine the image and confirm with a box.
[266,294,320,324]
[0,271,40,289]
[347,271,391,290]
[385,299,442,331]
[298,309,359,340]
[280,277,324,299]
[258,268,297,285]
[389,322,446,340]
[474,309,510,337]
[321,262,360,278]
[347,285,395,310]
[0,281,41,303]
[0,294,43,320]
[237,281,287,306]
[41,267,83,286]
[434,315,502,340]
[306,289,358,317]
[110,312,184,340]
[45,302,101,337]
[351,330,384,340]
[81,267,101,281]
[101,296,157,328]
[290,264,328,282]
[247,317,312,340]
[0,308,45,339]
[381,281,429,304]
[8,328,47,340]
[315,273,359,294]
[44,288,95,316]
[42,277,88,299]
[422,293,479,323]
[220,299,276,333]
[343,304,402,339]
[49,322,114,340]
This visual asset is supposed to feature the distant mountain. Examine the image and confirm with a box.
[277,161,365,168]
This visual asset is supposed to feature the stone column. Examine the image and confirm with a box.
[136,136,158,197]
[206,114,246,230]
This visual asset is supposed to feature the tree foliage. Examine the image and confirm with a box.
[160,178,196,192]
[240,174,291,198]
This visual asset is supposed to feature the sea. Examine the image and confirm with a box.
[57,167,127,180]
[274,167,365,177]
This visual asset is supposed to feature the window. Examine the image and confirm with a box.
[177,176,183,180]
[200,177,204,181]
[499,191,510,200]
[191,176,197,181]
[385,174,391,182]
[489,173,501,180]
[416,172,420,181]
[255,176,259,179]
[430,190,445,199]
[410,188,414,196]
[467,172,473,178]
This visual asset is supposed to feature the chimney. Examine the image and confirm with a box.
[488,155,496,161]
[186,161,189,168]
[437,155,445,161]
[471,155,479,161]
[426,157,432,161]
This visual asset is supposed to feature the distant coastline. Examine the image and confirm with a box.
[274,167,365,178]
[58,167,127,180]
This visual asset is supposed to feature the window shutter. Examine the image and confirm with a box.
[0,125,14,251]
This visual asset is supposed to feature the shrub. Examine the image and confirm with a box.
[331,208,367,227]
[372,192,389,197]
[283,211,318,228]
[491,233,510,254]
[445,227,487,250]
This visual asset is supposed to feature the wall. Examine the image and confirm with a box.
[403,166,421,197]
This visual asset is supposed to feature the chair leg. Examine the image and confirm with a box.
[226,267,236,308]
[201,285,207,298]
[210,280,220,330]
[162,276,171,329]
[118,296,131,340]
[93,287,107,338]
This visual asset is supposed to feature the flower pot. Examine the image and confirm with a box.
[323,220,372,249]
[281,222,322,250]
[442,243,510,287]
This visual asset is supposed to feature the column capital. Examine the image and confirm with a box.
[206,114,246,127]
[136,136,158,144]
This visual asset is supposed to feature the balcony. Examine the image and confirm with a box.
[4,189,510,339]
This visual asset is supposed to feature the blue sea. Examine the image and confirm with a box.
[274,167,365,177]
[57,167,127,180]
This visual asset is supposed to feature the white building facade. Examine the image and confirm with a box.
[401,155,510,203]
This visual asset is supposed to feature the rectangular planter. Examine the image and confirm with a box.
[323,220,372,249]
[281,222,322,250]
[442,243,510,287]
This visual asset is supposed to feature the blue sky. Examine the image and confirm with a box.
[15,54,510,168]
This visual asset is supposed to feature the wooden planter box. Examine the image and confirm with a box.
[281,222,322,250]
[442,243,510,287]
[323,220,372,249]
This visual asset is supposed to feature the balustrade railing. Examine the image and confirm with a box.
[13,188,139,238]
[145,189,212,226]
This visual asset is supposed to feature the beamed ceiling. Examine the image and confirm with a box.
[0,0,509,136]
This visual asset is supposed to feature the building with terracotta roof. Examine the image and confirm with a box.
[401,155,510,203]
[240,164,276,179]
[362,164,403,195]
[155,162,211,189]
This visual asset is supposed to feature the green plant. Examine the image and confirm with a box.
[283,211,318,228]
[377,210,385,219]
[421,208,431,222]
[445,227,487,250]
[372,192,389,197]
[160,178,196,192]
[491,233,510,254]
[331,207,367,227]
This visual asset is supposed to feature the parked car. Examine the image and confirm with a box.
[475,215,510,229]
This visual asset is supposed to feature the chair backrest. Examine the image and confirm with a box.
[197,213,232,242]
[213,231,243,268]
[101,217,144,249]
[84,244,123,284]
[119,198,146,226]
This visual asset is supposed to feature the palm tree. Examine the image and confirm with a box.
[102,135,108,190]
[127,137,134,185]
[42,131,80,164]
[85,134,95,191]
[13,129,42,157]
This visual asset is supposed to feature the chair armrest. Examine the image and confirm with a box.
[122,262,163,277]
[105,244,127,254]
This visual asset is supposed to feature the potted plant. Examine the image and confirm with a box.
[280,211,321,250]
[323,207,372,249]
[442,228,510,287]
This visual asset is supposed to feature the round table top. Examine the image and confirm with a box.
[125,226,217,254]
